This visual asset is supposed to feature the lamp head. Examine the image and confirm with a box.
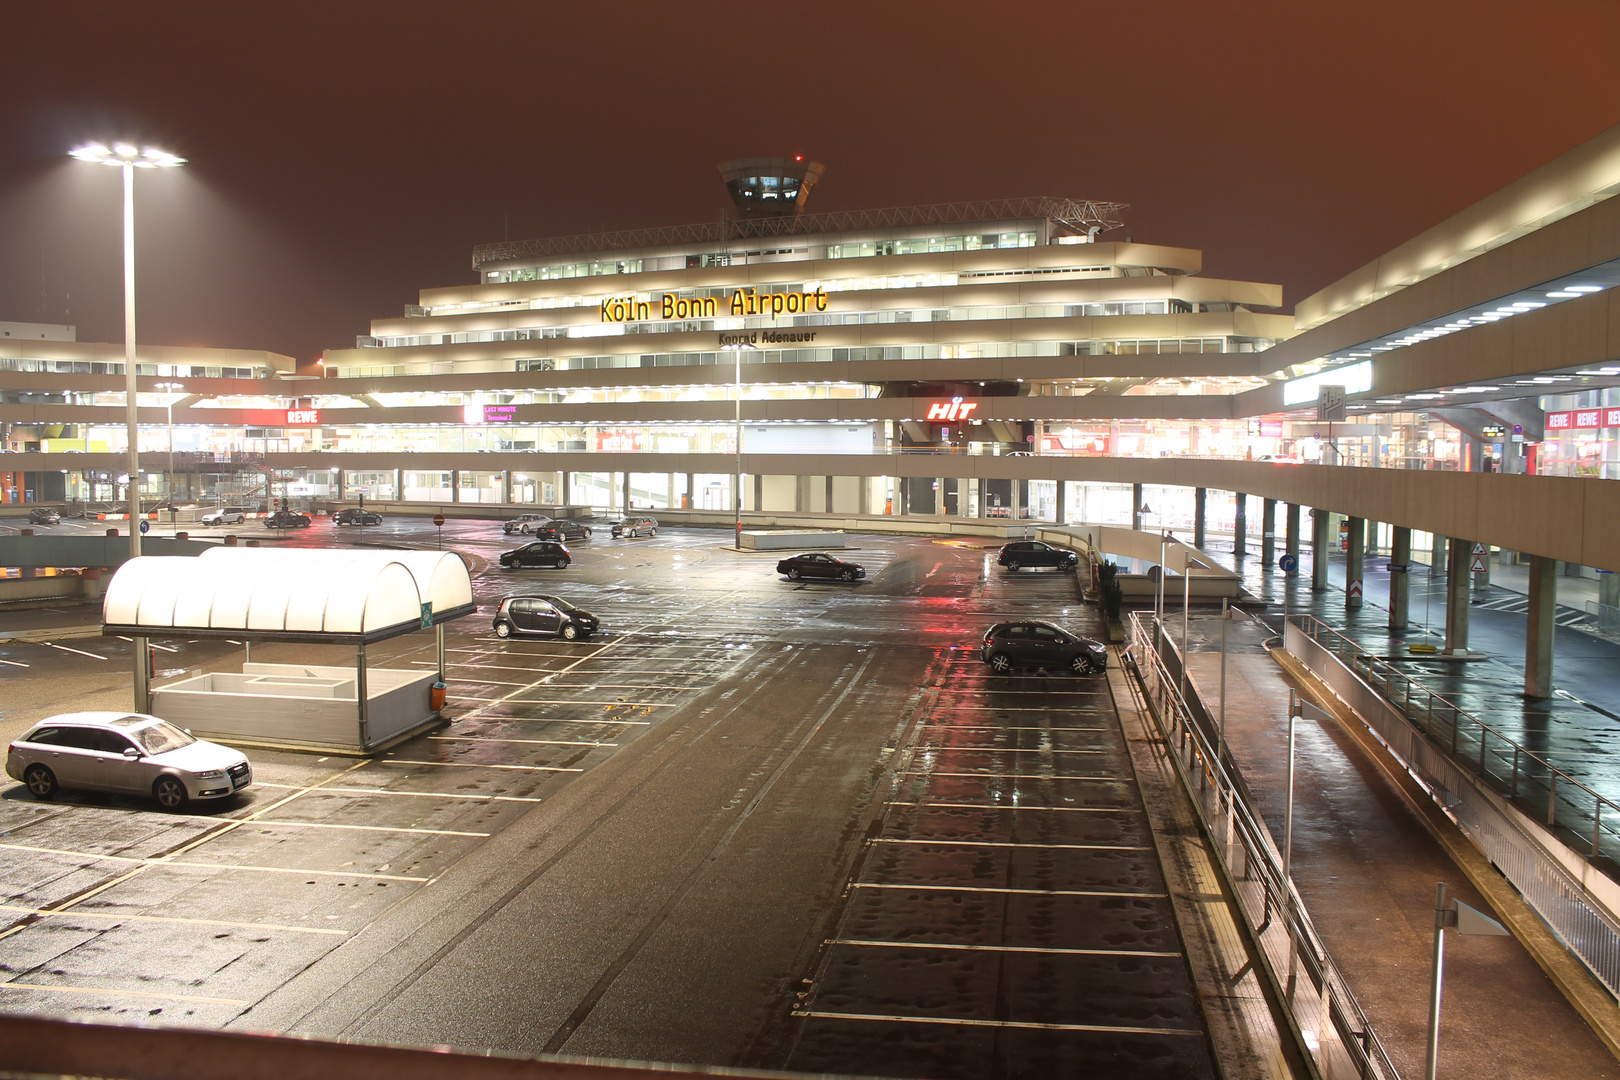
[69,143,186,168]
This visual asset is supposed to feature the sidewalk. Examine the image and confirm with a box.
[1179,619,1617,1079]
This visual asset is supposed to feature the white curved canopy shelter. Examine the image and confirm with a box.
[102,549,475,644]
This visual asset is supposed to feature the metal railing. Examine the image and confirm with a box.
[1586,600,1620,636]
[1287,615,1620,864]
[1284,614,1620,997]
[1125,613,1400,1080]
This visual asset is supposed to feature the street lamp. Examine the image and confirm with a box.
[722,341,755,546]
[69,141,186,558]
[153,380,184,511]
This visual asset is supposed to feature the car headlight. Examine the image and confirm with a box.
[194,769,224,780]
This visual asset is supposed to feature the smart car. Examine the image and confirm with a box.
[980,621,1108,675]
[7,712,252,810]
[492,594,599,640]
[202,507,248,526]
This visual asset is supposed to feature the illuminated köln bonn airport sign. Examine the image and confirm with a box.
[601,288,828,348]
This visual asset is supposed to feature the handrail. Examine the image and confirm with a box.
[1124,612,1400,1080]
[1285,614,1620,864]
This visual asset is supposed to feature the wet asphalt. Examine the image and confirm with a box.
[0,517,1213,1077]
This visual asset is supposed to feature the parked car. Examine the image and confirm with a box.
[996,540,1079,572]
[980,621,1108,675]
[535,520,592,542]
[6,712,252,810]
[775,552,866,582]
[201,507,248,526]
[26,508,60,525]
[332,508,383,526]
[265,510,312,529]
[492,594,599,640]
[503,513,553,535]
[500,540,572,569]
[610,515,658,539]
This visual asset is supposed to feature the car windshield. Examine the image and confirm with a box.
[133,721,195,755]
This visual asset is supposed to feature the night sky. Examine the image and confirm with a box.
[3,1,1617,370]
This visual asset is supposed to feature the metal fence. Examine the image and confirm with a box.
[1586,600,1620,636]
[1125,613,1400,1080]
[1284,615,1620,998]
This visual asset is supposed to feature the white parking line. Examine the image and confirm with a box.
[886,801,1139,813]
[919,725,1111,733]
[0,659,29,668]
[0,903,348,936]
[912,747,1106,754]
[830,938,1181,958]
[255,782,541,803]
[0,982,250,1007]
[851,882,1163,897]
[0,842,429,881]
[871,839,1148,851]
[429,736,616,747]
[450,716,651,726]
[902,772,1121,781]
[381,759,584,773]
[44,643,107,661]
[791,1011,1204,1036]
[248,819,490,837]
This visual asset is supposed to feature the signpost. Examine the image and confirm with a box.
[1426,882,1509,1080]
[433,513,445,550]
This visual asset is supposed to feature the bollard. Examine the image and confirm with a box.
[175,531,189,540]
[106,528,119,537]
[223,534,238,546]
[245,539,260,547]
[20,528,33,536]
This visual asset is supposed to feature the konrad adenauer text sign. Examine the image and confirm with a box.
[601,288,830,323]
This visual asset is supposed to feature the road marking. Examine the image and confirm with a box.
[918,725,1112,733]
[247,819,491,837]
[932,706,1106,713]
[44,643,107,661]
[871,839,1149,851]
[791,1010,1204,1036]
[0,842,428,881]
[430,736,616,747]
[381,759,584,773]
[902,772,1122,781]
[851,882,1164,897]
[452,716,652,726]
[912,747,1106,754]
[255,782,542,803]
[885,801,1139,813]
[0,982,251,1006]
[830,938,1181,958]
[502,698,677,708]
[0,659,29,668]
[0,904,348,936]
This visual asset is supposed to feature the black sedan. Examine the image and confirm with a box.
[332,508,383,526]
[26,508,60,525]
[500,540,572,569]
[996,540,1079,572]
[776,551,866,582]
[492,594,598,640]
[535,520,592,542]
[980,621,1108,675]
[265,510,312,529]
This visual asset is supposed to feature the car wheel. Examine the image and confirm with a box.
[649,529,657,537]
[988,653,1013,674]
[23,764,57,800]
[521,525,530,534]
[788,567,801,580]
[556,557,568,568]
[153,775,188,811]
[840,569,855,582]
[495,621,513,638]
[1006,560,1021,571]
[561,623,578,641]
[1071,653,1094,674]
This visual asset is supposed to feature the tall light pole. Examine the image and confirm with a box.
[722,342,754,547]
[154,380,184,511]
[69,142,186,559]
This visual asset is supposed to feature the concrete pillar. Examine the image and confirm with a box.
[685,472,695,510]
[1232,493,1247,559]
[1009,480,1021,520]
[1525,555,1557,700]
[1390,527,1412,631]
[825,476,834,514]
[622,472,631,511]
[1193,487,1207,550]
[1600,570,1620,611]
[936,476,946,516]
[752,474,763,513]
[451,469,460,503]
[960,478,973,518]
[1346,516,1365,610]
[1365,519,1380,558]
[1432,534,1447,577]
[561,472,570,507]
[1285,503,1301,576]
[1132,483,1144,531]
[394,468,402,503]
[1444,537,1471,654]
[502,469,512,506]
[1311,508,1331,591]
[1055,481,1067,525]
[1261,498,1276,567]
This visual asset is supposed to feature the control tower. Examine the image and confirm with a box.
[717,156,825,219]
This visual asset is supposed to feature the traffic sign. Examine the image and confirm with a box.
[1279,554,1299,573]
[420,602,433,630]
[1471,552,1488,573]
[432,514,446,527]
[1348,580,1363,601]
[1389,563,1408,574]
[138,520,149,535]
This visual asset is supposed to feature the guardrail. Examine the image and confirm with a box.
[1284,614,1620,997]
[1124,612,1399,1080]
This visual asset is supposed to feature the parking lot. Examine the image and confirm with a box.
[0,516,1214,1077]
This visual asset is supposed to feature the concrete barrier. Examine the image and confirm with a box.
[739,529,845,550]
[0,574,103,608]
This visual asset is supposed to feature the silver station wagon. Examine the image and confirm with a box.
[6,712,252,810]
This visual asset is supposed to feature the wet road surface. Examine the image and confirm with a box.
[0,520,1214,1076]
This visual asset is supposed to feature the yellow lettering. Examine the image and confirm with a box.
[661,294,674,319]
[814,286,828,312]
[701,297,716,317]
[786,293,802,314]
[637,301,649,320]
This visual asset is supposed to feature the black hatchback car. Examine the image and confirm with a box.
[26,508,60,525]
[492,594,599,640]
[997,540,1079,572]
[500,540,572,569]
[776,552,866,582]
[535,520,591,542]
[265,510,313,529]
[980,621,1108,675]
[332,508,382,526]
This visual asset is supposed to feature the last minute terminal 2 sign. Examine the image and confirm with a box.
[600,287,831,324]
